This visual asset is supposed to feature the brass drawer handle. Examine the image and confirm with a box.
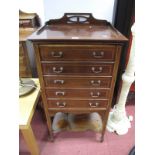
[55,91,65,96]
[90,92,100,98]
[91,80,101,86]
[51,51,63,58]
[53,67,63,73]
[89,102,99,108]
[93,51,104,58]
[91,67,103,73]
[54,80,64,84]
[56,102,66,107]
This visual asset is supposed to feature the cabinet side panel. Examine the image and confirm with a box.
[33,43,52,131]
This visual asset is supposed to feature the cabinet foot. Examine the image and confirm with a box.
[48,136,54,142]
[100,134,104,142]
[48,131,54,142]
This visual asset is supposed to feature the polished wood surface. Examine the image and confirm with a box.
[28,13,127,42]
[42,63,114,76]
[39,44,116,61]
[47,99,108,109]
[43,76,112,88]
[29,25,127,42]
[45,88,110,99]
[29,13,128,142]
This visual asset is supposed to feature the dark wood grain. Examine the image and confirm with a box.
[41,63,114,76]
[45,88,110,99]
[44,13,108,25]
[28,13,128,42]
[29,24,128,42]
[47,99,108,109]
[43,76,112,88]
[30,13,128,142]
[39,44,116,61]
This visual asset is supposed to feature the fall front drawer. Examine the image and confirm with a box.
[42,63,114,76]
[39,45,116,61]
[47,99,108,109]
[44,76,112,88]
[45,88,110,99]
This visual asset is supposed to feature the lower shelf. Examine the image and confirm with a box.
[51,112,103,133]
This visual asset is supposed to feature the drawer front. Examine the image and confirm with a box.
[39,45,116,61]
[45,88,109,99]
[44,76,112,88]
[42,63,113,76]
[47,99,108,109]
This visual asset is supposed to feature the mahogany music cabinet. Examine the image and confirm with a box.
[28,13,128,142]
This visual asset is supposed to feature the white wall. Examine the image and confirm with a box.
[19,0,45,25]
[44,0,115,23]
[19,0,116,25]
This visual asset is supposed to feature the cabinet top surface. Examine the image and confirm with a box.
[28,13,128,42]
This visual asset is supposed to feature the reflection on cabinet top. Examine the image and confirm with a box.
[28,13,128,42]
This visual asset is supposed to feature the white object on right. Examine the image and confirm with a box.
[106,23,135,135]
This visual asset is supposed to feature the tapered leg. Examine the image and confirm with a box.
[21,125,39,155]
[48,115,55,142]
[100,133,104,142]
[98,111,105,143]
[39,93,54,142]
[48,130,54,142]
[98,108,111,142]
